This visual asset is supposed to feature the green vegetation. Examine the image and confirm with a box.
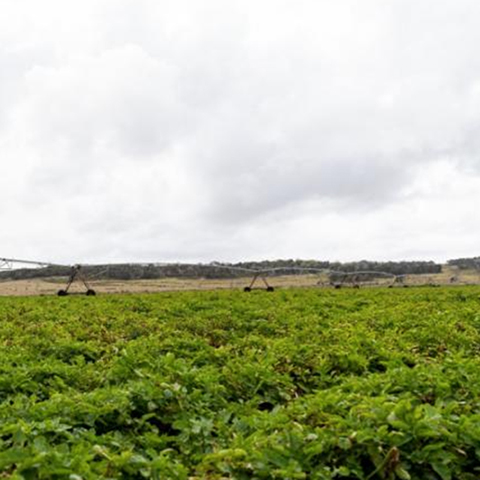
[1,287,480,479]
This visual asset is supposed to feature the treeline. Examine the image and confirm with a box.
[232,260,441,276]
[447,257,480,270]
[0,265,72,281]
[0,259,442,281]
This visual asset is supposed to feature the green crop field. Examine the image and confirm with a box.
[1,287,480,479]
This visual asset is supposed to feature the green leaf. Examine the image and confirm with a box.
[431,462,452,480]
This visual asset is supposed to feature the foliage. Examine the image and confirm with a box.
[0,286,480,478]
[447,257,480,271]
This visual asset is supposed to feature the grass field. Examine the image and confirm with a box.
[1,287,480,479]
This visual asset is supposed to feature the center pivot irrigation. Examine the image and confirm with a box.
[0,258,96,296]
[1,257,404,296]
[237,266,401,292]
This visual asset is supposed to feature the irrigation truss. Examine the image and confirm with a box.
[0,256,414,296]
[0,258,57,269]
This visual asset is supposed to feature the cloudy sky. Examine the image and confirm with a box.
[1,0,480,264]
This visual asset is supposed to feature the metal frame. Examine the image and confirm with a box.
[58,265,96,296]
[243,272,275,292]
[241,267,399,291]
[1,257,54,269]
[0,258,96,296]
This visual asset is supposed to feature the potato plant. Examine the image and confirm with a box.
[0,287,480,479]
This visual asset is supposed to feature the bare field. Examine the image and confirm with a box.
[1,267,480,296]
[0,275,322,296]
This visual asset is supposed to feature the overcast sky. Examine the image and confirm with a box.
[1,0,480,264]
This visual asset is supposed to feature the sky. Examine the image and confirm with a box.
[1,0,480,265]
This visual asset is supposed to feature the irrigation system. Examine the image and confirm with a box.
[0,258,97,296]
[0,257,407,296]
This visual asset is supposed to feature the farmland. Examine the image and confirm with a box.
[1,287,480,479]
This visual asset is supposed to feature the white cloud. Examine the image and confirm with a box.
[1,0,480,263]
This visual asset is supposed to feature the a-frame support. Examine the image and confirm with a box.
[58,265,96,296]
[244,272,275,292]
